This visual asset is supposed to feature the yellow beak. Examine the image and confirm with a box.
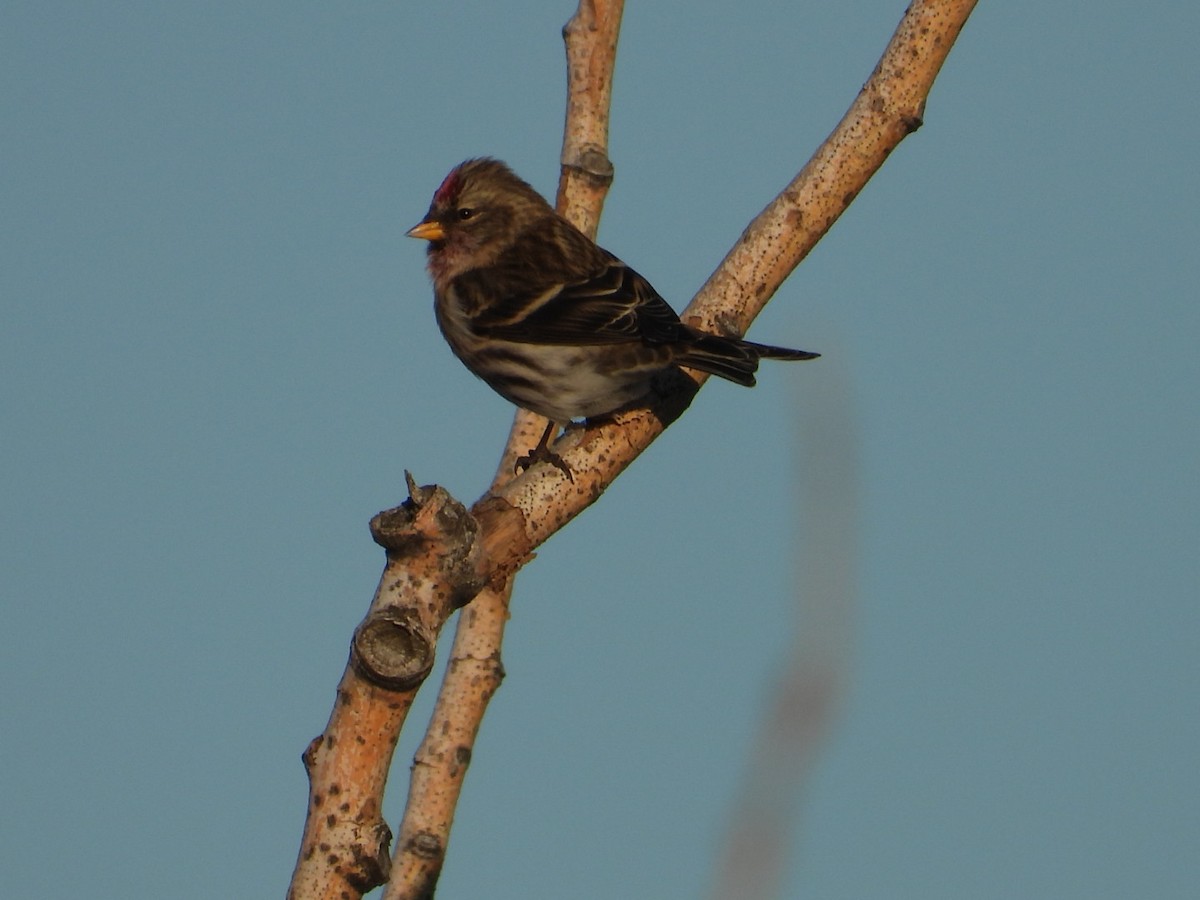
[406,220,446,241]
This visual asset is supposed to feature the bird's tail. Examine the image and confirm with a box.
[678,333,820,387]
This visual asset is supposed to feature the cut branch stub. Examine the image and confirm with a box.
[370,485,486,611]
[288,482,487,899]
[352,608,437,691]
[351,487,487,689]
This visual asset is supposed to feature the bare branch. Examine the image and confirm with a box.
[480,0,977,530]
[556,0,621,238]
[290,1,975,897]
[391,1,976,889]
[288,482,484,899]
[689,0,979,333]
[381,4,625,898]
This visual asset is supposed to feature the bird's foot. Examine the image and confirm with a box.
[514,444,574,481]
[514,420,574,481]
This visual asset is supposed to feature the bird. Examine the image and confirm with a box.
[406,158,818,478]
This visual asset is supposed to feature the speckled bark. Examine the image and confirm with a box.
[291,1,976,897]
[288,480,484,900]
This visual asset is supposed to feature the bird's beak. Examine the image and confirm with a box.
[406,220,446,241]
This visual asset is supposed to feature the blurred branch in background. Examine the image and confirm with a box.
[711,361,858,900]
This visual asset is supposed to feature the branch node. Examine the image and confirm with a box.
[369,503,421,553]
[352,607,437,690]
[471,495,536,590]
[561,144,614,186]
[370,486,484,607]
[407,830,445,860]
[301,734,323,775]
[344,821,394,892]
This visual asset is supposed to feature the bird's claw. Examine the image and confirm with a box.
[514,446,574,482]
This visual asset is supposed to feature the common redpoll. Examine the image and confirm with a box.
[407,158,818,476]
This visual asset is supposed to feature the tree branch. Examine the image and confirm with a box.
[287,478,484,899]
[381,4,626,899]
[477,0,976,537]
[288,1,976,897]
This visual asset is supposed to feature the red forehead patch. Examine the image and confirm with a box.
[434,168,462,206]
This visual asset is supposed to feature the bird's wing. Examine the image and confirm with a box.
[474,253,688,347]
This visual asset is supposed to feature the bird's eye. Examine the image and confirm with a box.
[457,207,475,220]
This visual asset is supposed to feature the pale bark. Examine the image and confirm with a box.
[288,1,977,897]
[287,479,484,899]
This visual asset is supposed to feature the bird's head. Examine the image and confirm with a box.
[407,158,552,285]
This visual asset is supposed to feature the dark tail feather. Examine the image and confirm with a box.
[744,339,821,362]
[678,334,820,387]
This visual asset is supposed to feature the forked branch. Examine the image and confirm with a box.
[288,2,976,898]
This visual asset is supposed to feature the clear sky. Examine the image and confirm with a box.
[3,2,1197,898]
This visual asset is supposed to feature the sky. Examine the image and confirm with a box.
[3,2,1197,898]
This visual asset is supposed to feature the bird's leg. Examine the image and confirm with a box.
[514,419,574,481]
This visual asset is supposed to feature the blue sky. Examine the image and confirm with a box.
[3,2,1197,897]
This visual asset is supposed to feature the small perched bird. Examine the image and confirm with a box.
[407,158,818,476]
